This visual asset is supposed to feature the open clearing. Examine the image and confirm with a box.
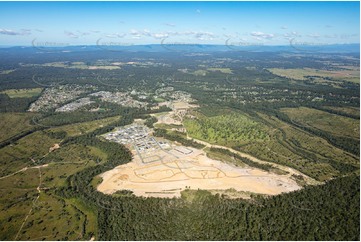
[0,88,43,98]
[97,141,300,198]
[0,112,37,142]
[22,62,121,70]
[207,67,233,74]
[153,101,198,126]
[0,69,16,74]
[323,106,360,118]
[98,101,304,198]
[281,107,360,139]
[49,115,120,136]
[267,67,360,83]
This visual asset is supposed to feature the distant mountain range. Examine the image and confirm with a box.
[0,43,359,53]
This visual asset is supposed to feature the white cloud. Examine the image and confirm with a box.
[105,33,126,38]
[127,29,216,41]
[223,33,236,38]
[64,30,101,39]
[250,31,274,40]
[164,23,176,27]
[283,31,301,39]
[307,33,321,38]
[64,31,79,38]
[323,34,338,39]
[152,33,169,39]
[143,29,152,37]
[130,29,142,39]
[77,30,90,36]
[0,28,31,36]
[338,33,358,39]
[129,29,167,39]
[194,31,214,40]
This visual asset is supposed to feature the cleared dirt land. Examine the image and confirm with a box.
[97,144,301,198]
[153,101,199,126]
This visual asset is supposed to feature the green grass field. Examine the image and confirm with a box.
[41,144,107,187]
[206,68,233,74]
[0,187,90,240]
[237,113,359,181]
[0,131,61,177]
[184,108,359,181]
[281,107,360,140]
[0,113,38,142]
[154,97,166,102]
[0,69,15,74]
[0,113,117,240]
[40,62,120,70]
[268,67,360,83]
[0,88,43,98]
[0,131,106,240]
[0,163,86,240]
[323,106,360,118]
[192,69,208,76]
[49,116,120,137]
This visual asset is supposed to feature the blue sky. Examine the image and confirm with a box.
[0,1,359,46]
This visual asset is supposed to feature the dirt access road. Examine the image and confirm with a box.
[97,143,302,198]
[186,136,320,186]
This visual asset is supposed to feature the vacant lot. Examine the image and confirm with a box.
[268,67,360,83]
[0,169,94,241]
[154,101,197,126]
[49,116,120,136]
[97,144,300,198]
[0,69,15,74]
[207,68,233,74]
[0,129,104,240]
[323,106,360,118]
[0,112,37,142]
[281,107,360,139]
[25,61,121,70]
[0,88,43,98]
[192,70,208,76]
[0,131,61,177]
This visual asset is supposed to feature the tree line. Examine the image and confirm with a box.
[54,114,359,241]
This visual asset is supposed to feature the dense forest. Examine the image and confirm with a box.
[59,136,360,240]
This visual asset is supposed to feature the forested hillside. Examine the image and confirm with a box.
[62,149,360,241]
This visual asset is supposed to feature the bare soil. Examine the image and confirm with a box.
[97,146,301,198]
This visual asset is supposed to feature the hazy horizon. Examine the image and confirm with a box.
[0,1,359,47]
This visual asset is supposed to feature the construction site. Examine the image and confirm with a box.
[97,123,301,198]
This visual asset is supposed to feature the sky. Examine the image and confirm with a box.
[0,1,359,46]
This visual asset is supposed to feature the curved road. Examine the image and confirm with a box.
[185,135,321,186]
